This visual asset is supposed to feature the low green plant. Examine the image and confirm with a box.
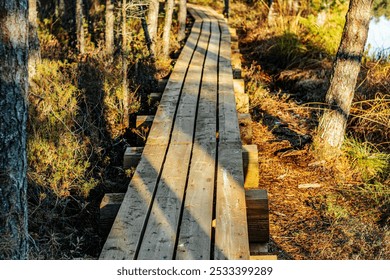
[342,137,389,181]
[356,181,390,206]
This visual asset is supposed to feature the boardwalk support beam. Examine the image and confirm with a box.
[245,189,269,243]
[100,193,126,238]
[123,147,144,169]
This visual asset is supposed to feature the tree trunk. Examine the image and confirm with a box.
[223,0,229,18]
[122,0,129,128]
[105,0,115,55]
[29,0,41,78]
[162,0,174,58]
[318,0,373,149]
[76,0,85,54]
[139,4,154,58]
[0,0,29,260]
[147,0,159,56]
[178,0,187,42]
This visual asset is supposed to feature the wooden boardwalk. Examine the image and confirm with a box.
[100,5,251,260]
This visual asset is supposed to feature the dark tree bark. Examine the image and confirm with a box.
[223,0,229,18]
[139,4,154,58]
[105,0,115,55]
[147,0,159,56]
[318,0,374,149]
[29,0,41,78]
[76,0,85,54]
[178,0,187,42]
[0,0,29,260]
[162,0,174,58]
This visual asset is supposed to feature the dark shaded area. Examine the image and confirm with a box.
[240,31,332,110]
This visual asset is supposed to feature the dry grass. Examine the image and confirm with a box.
[249,90,390,259]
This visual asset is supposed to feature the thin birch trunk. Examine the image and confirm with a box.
[76,0,85,54]
[105,0,115,55]
[162,0,174,58]
[178,0,187,42]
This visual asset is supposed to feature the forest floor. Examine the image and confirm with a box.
[230,4,390,259]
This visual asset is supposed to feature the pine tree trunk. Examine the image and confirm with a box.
[223,0,229,18]
[147,0,159,55]
[76,0,85,54]
[28,0,41,78]
[122,0,129,128]
[0,0,29,260]
[139,5,154,57]
[105,0,115,56]
[162,0,174,58]
[318,0,373,149]
[178,0,187,42]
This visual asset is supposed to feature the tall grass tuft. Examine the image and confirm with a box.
[342,137,389,182]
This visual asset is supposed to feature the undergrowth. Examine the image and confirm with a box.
[28,60,97,198]
[26,1,182,259]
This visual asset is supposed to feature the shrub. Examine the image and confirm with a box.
[28,60,97,197]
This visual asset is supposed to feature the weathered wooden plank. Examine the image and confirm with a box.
[242,145,259,188]
[137,143,192,260]
[176,142,216,260]
[218,17,242,143]
[99,144,168,259]
[214,143,250,260]
[202,5,225,21]
[147,21,203,146]
[218,83,241,143]
[188,6,203,22]
[175,20,220,260]
[171,21,211,144]
[250,254,277,260]
[194,20,219,143]
[191,7,251,259]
